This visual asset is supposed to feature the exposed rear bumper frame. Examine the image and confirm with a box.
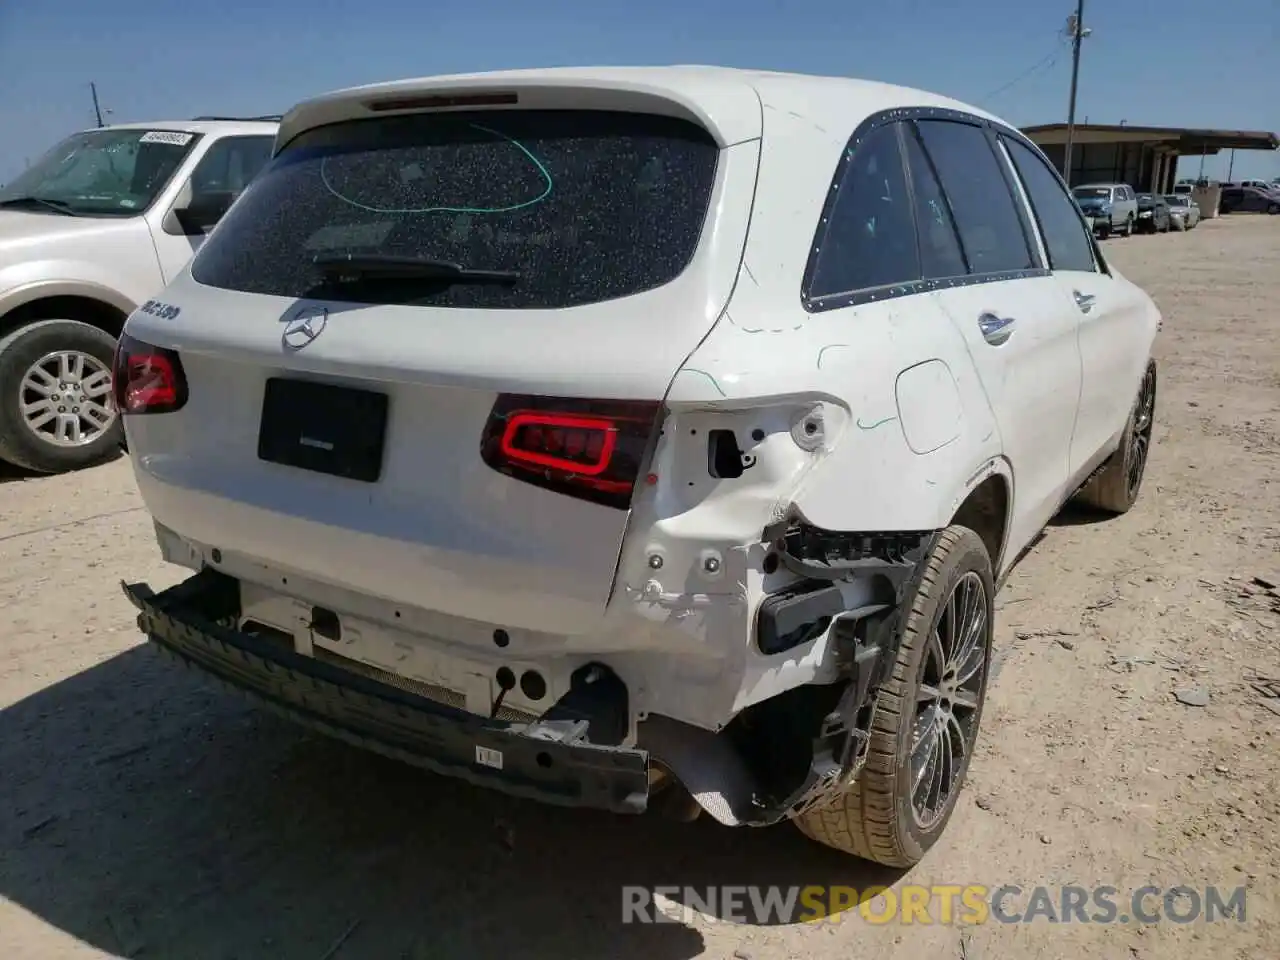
[122,569,650,816]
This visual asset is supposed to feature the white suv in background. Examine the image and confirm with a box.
[0,117,278,473]
[119,67,1160,866]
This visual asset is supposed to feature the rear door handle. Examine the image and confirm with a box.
[1073,290,1096,313]
[978,312,1016,346]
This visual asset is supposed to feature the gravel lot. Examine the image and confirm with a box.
[2,215,1277,960]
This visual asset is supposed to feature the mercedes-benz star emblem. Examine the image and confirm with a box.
[282,306,329,350]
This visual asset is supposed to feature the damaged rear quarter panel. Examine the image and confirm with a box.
[667,290,1003,534]
[605,85,1014,730]
[611,296,1004,727]
[668,79,1005,534]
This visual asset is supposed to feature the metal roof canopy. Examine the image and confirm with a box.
[1022,123,1279,155]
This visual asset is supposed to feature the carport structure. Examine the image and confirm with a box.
[1020,123,1279,191]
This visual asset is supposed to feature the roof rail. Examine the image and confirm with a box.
[190,114,283,122]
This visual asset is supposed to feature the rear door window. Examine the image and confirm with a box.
[901,125,968,279]
[190,110,719,309]
[807,122,920,297]
[1001,135,1097,274]
[914,119,1035,275]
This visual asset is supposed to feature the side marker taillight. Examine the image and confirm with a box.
[481,395,662,510]
[111,333,189,415]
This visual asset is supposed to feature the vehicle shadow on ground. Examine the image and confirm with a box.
[1049,502,1116,527]
[0,646,896,960]
[0,460,37,484]
[0,452,123,485]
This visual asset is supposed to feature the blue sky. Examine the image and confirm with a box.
[1,0,1276,183]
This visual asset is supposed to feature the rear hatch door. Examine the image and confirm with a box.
[126,91,761,634]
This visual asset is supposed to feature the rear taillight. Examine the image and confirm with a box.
[481,395,662,509]
[110,333,188,415]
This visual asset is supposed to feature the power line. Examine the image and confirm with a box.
[976,40,1067,106]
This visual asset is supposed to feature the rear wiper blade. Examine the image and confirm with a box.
[312,254,520,285]
[0,196,75,215]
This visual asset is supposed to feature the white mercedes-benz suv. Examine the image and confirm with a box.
[117,66,1160,866]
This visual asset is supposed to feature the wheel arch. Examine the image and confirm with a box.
[946,456,1014,578]
[0,280,135,341]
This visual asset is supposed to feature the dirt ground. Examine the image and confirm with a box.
[2,215,1277,960]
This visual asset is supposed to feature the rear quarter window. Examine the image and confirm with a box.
[190,110,719,309]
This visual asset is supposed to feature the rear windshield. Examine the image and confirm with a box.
[190,110,719,309]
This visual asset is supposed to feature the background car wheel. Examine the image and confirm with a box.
[794,525,994,867]
[0,319,123,474]
[1122,216,1134,237]
[1075,359,1157,515]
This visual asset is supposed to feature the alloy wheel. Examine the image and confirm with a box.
[18,350,117,448]
[909,570,988,830]
[1126,364,1156,500]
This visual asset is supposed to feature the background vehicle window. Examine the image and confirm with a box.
[189,136,275,198]
[191,110,718,309]
[901,127,967,279]
[0,128,196,215]
[809,123,919,297]
[914,120,1033,275]
[1002,136,1097,274]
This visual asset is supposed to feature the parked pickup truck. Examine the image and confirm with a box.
[1070,183,1138,238]
[0,117,278,473]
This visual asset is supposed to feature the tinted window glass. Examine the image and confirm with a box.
[915,120,1033,275]
[191,111,718,309]
[809,123,919,297]
[1002,136,1096,274]
[902,127,967,279]
[189,136,274,198]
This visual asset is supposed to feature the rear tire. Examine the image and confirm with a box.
[1121,216,1134,237]
[794,525,994,867]
[0,319,123,474]
[1075,359,1157,515]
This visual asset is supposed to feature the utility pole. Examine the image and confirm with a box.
[1226,148,1235,182]
[90,82,105,127]
[1062,1,1090,186]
